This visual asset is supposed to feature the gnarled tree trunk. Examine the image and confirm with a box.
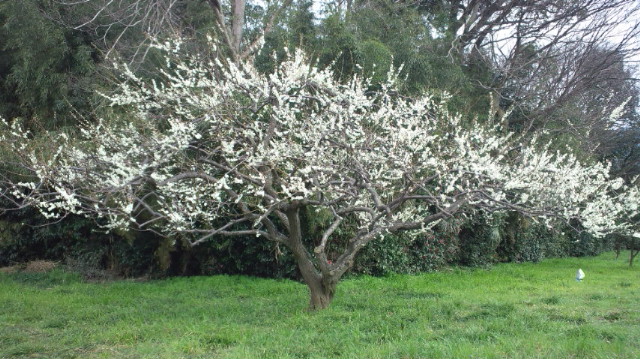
[284,206,340,310]
[306,273,338,310]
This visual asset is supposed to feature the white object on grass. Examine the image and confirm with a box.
[576,268,585,281]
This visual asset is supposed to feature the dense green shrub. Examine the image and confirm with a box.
[0,203,167,278]
[0,207,92,266]
[179,236,299,279]
[457,214,505,266]
[64,230,165,278]
[498,214,550,263]
[567,230,613,257]
[495,214,612,263]
[352,220,459,275]
[352,234,415,276]
[1,205,615,279]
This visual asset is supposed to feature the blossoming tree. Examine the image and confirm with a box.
[1,40,638,309]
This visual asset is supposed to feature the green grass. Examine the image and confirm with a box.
[1,251,639,359]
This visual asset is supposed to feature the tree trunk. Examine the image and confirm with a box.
[306,275,337,310]
[630,249,638,267]
[285,206,338,310]
[231,0,246,53]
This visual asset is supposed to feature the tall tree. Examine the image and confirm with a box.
[440,0,640,129]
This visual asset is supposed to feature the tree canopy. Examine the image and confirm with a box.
[1,40,638,308]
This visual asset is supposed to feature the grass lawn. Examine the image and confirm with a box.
[1,251,639,358]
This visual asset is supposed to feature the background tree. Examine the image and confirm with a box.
[53,0,295,62]
[432,0,640,140]
[0,0,99,130]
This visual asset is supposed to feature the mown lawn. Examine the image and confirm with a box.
[1,251,639,358]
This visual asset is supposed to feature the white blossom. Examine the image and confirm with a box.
[1,37,638,244]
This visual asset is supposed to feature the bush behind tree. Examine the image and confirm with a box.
[0,207,617,279]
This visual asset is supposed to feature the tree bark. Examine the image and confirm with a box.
[630,249,638,267]
[231,0,246,53]
[307,275,337,310]
[284,205,338,310]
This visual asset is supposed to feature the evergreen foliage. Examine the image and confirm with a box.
[0,0,99,130]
